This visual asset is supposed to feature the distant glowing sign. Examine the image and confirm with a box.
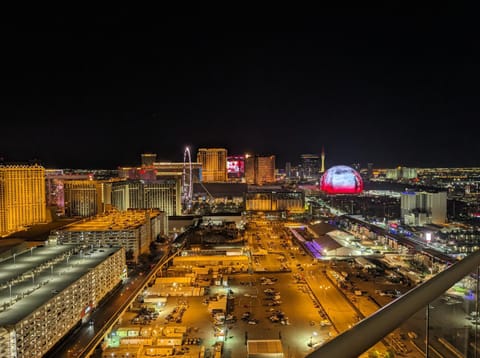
[320,165,363,194]
[425,232,432,242]
[227,156,245,178]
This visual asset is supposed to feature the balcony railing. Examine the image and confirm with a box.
[307,249,480,358]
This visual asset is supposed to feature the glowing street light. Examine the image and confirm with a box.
[308,331,318,347]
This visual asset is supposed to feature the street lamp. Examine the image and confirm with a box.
[308,331,318,347]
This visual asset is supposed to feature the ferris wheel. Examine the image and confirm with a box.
[182,147,193,211]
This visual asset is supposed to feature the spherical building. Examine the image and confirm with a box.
[320,165,363,194]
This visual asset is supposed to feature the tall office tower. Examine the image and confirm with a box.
[401,190,447,225]
[111,178,181,216]
[0,164,47,235]
[321,146,326,173]
[64,180,103,217]
[255,155,276,185]
[285,162,292,178]
[141,153,157,167]
[300,154,321,179]
[197,148,227,182]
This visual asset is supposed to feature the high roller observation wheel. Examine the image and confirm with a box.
[182,147,193,208]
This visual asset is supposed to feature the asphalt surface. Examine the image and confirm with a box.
[44,216,478,358]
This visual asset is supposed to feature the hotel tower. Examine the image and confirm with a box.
[0,164,47,235]
[196,148,227,182]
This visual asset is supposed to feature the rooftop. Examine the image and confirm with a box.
[247,339,283,354]
[0,244,122,326]
[58,210,161,232]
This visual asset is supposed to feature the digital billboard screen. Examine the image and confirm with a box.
[227,156,245,178]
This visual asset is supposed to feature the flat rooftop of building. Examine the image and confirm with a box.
[58,210,161,232]
[0,244,122,326]
[247,339,283,354]
[193,182,248,197]
[310,222,336,236]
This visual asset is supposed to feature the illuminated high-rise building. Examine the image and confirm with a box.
[321,146,326,173]
[367,163,374,179]
[120,153,202,182]
[111,178,181,216]
[245,154,255,184]
[401,190,447,225]
[300,154,320,179]
[245,154,276,185]
[45,169,92,216]
[0,164,47,235]
[255,155,276,185]
[64,180,103,217]
[285,162,292,178]
[141,153,157,167]
[386,166,417,180]
[197,148,227,182]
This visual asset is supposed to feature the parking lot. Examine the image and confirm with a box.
[220,272,333,357]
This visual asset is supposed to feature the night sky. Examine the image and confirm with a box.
[1,11,479,169]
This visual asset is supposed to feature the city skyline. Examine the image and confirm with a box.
[1,12,479,169]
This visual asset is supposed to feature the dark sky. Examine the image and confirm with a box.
[1,10,479,169]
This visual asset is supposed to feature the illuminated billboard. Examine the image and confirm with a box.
[320,165,363,194]
[227,156,245,178]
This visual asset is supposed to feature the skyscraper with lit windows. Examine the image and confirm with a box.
[0,164,47,235]
[64,180,103,217]
[245,155,276,185]
[300,154,320,179]
[196,148,227,182]
[255,155,276,185]
[111,178,181,216]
